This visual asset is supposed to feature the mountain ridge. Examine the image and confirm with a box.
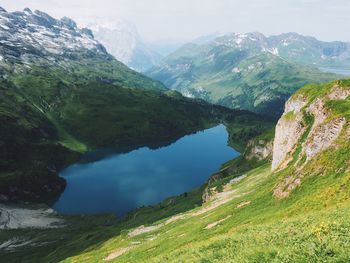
[147,33,340,118]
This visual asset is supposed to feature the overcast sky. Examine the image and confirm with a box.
[1,0,349,42]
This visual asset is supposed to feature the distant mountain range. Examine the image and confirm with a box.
[147,32,348,118]
[88,20,163,72]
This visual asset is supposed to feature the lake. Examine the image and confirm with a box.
[53,125,239,217]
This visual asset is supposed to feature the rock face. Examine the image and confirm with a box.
[303,117,346,161]
[272,81,350,199]
[272,97,308,170]
[0,204,64,230]
[272,83,350,171]
[245,138,273,161]
[0,7,108,65]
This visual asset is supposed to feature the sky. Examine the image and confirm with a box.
[1,0,349,43]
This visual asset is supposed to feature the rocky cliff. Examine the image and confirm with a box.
[272,81,350,170]
[272,79,350,198]
[244,136,273,162]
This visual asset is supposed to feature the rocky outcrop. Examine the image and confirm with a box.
[272,96,307,170]
[303,117,345,162]
[0,7,109,66]
[0,204,64,230]
[272,85,350,171]
[245,138,273,161]
[202,132,273,203]
[272,82,350,198]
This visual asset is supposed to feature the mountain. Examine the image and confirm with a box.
[147,32,341,118]
[0,8,164,91]
[268,32,350,68]
[89,20,162,72]
[0,7,269,203]
[3,79,349,262]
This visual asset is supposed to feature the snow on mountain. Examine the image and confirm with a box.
[208,32,350,68]
[0,7,108,65]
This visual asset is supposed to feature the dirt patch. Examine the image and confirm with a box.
[128,225,161,238]
[204,215,232,229]
[128,214,186,238]
[104,247,132,261]
[236,201,251,209]
[128,187,248,237]
[193,189,247,216]
[274,176,302,199]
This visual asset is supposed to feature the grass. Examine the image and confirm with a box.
[1,127,349,262]
[283,110,296,121]
[23,79,347,262]
[255,128,275,141]
[1,48,349,261]
[326,97,350,120]
[36,147,349,263]
[292,79,350,104]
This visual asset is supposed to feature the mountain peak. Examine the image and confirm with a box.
[0,8,109,65]
[0,6,6,13]
[23,8,32,14]
[61,16,77,30]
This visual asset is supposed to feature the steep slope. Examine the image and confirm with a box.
[0,8,267,203]
[90,20,162,72]
[147,32,341,118]
[272,79,350,198]
[5,79,348,262]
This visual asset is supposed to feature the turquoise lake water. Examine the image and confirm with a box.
[53,125,239,217]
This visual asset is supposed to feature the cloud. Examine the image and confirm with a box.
[1,0,349,42]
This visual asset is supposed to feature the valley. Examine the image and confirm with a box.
[0,8,270,204]
[0,4,349,263]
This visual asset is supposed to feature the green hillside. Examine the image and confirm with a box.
[147,34,340,118]
[2,79,349,262]
[0,58,271,204]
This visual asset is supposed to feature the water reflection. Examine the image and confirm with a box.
[53,125,239,217]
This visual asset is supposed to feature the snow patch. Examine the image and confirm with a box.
[232,67,241,73]
[182,90,195,98]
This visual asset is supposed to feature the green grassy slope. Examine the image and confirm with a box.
[2,80,348,262]
[61,80,350,262]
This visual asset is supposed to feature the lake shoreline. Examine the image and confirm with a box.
[53,125,239,217]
